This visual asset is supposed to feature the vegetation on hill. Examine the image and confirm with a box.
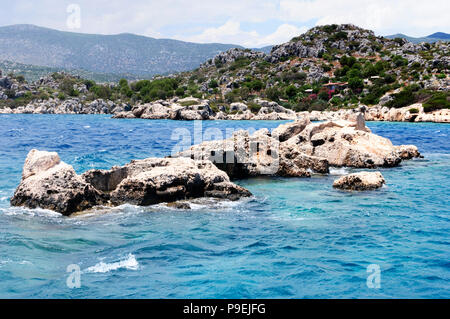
[1,24,448,114]
[167,24,449,113]
[0,60,142,83]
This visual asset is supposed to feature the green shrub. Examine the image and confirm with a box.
[16,75,25,83]
[387,87,416,108]
[38,91,49,100]
[422,92,450,112]
[90,85,111,100]
[4,89,15,98]
[348,77,364,90]
[392,55,408,67]
[384,74,396,84]
[340,55,356,68]
[208,79,219,88]
[285,85,297,98]
[83,79,96,90]
[330,96,343,106]
[265,87,281,101]
[175,87,185,97]
[409,108,419,114]
[318,91,330,101]
[247,102,261,114]
[308,100,328,111]
[322,25,338,33]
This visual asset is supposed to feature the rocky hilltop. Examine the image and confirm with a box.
[11,115,421,215]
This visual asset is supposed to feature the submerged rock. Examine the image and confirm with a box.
[333,171,386,191]
[11,150,252,215]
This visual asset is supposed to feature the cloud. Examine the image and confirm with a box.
[183,20,307,47]
[279,0,450,36]
[2,0,449,46]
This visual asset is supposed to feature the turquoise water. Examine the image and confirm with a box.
[0,114,449,298]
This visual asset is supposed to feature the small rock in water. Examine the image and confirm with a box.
[333,171,386,191]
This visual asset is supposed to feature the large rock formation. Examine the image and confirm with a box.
[10,115,422,215]
[83,157,251,206]
[11,150,106,215]
[283,117,420,168]
[333,171,386,191]
[11,150,252,215]
[174,115,420,178]
[172,121,329,179]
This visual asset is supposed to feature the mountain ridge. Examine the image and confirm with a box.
[0,24,246,77]
[385,32,450,43]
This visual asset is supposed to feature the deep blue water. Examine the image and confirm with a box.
[0,114,449,298]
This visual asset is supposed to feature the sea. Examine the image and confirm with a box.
[0,114,448,298]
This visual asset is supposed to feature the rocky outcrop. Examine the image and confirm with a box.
[173,124,329,179]
[283,117,420,168]
[113,98,214,120]
[394,145,421,160]
[11,150,106,215]
[112,97,301,121]
[201,48,265,68]
[0,98,125,115]
[364,103,450,123]
[174,115,420,177]
[10,115,422,215]
[272,117,311,142]
[268,24,379,63]
[297,103,450,124]
[333,171,386,191]
[11,150,252,215]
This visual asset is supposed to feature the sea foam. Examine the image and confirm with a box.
[84,254,139,273]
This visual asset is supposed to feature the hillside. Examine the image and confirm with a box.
[0,24,242,77]
[0,60,142,83]
[1,24,448,116]
[170,24,449,112]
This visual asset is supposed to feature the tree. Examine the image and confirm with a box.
[119,78,128,87]
[285,85,297,99]
[250,80,264,91]
[348,77,364,91]
[266,87,281,101]
[208,79,219,89]
[340,55,356,68]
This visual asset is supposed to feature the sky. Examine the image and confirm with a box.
[1,0,449,48]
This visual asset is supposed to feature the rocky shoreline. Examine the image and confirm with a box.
[1,96,448,123]
[10,115,422,215]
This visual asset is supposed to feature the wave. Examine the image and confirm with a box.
[1,206,62,218]
[329,167,351,175]
[84,253,139,273]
